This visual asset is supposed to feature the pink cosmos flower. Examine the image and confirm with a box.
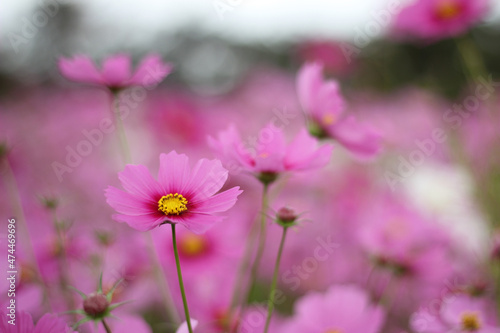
[393,0,489,40]
[207,124,333,180]
[105,151,242,234]
[0,311,75,333]
[58,53,173,89]
[296,62,382,159]
[411,294,500,333]
[281,285,385,333]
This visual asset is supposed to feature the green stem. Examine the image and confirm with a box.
[111,91,132,164]
[108,92,179,323]
[228,216,260,319]
[455,35,488,82]
[145,232,180,323]
[263,227,288,333]
[247,184,270,302]
[102,319,112,333]
[2,157,53,311]
[171,223,193,333]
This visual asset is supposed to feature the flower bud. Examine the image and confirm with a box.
[83,293,109,318]
[276,207,298,227]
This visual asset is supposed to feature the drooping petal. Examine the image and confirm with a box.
[184,158,229,201]
[118,164,162,200]
[284,129,333,171]
[128,54,173,87]
[190,186,242,214]
[101,54,132,87]
[158,151,191,194]
[329,115,382,160]
[58,55,103,85]
[169,213,224,234]
[112,213,165,231]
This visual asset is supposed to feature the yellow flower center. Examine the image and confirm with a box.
[435,1,462,20]
[461,312,481,331]
[158,193,188,215]
[322,113,336,126]
[178,233,208,257]
[324,330,343,333]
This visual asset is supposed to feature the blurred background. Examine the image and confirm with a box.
[2,0,500,96]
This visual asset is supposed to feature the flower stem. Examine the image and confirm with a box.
[263,226,288,333]
[145,231,180,323]
[107,92,179,323]
[455,35,488,83]
[102,319,112,333]
[110,91,132,164]
[171,223,193,333]
[247,184,270,302]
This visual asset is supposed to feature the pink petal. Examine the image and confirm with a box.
[34,313,74,333]
[207,124,256,172]
[58,55,104,85]
[284,129,333,171]
[169,213,223,234]
[118,164,162,200]
[158,151,191,194]
[314,80,345,123]
[191,186,242,213]
[184,158,229,201]
[254,124,287,172]
[296,62,324,113]
[112,213,165,231]
[105,186,153,216]
[128,54,173,87]
[101,54,132,87]
[329,115,382,160]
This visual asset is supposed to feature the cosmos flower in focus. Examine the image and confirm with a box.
[0,311,75,333]
[281,285,385,333]
[58,53,173,90]
[105,151,242,234]
[393,0,489,40]
[297,62,382,159]
[208,124,333,183]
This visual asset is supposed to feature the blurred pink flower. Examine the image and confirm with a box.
[393,0,489,40]
[282,285,385,333]
[0,311,75,333]
[58,54,173,89]
[411,294,500,333]
[105,151,242,233]
[207,124,333,179]
[296,62,382,159]
[296,40,358,77]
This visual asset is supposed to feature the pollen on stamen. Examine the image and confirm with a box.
[461,312,481,331]
[158,193,188,216]
[322,113,336,126]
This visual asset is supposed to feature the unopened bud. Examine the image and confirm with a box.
[276,207,298,226]
[83,293,109,318]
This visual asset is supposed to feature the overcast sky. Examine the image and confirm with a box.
[2,0,500,50]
